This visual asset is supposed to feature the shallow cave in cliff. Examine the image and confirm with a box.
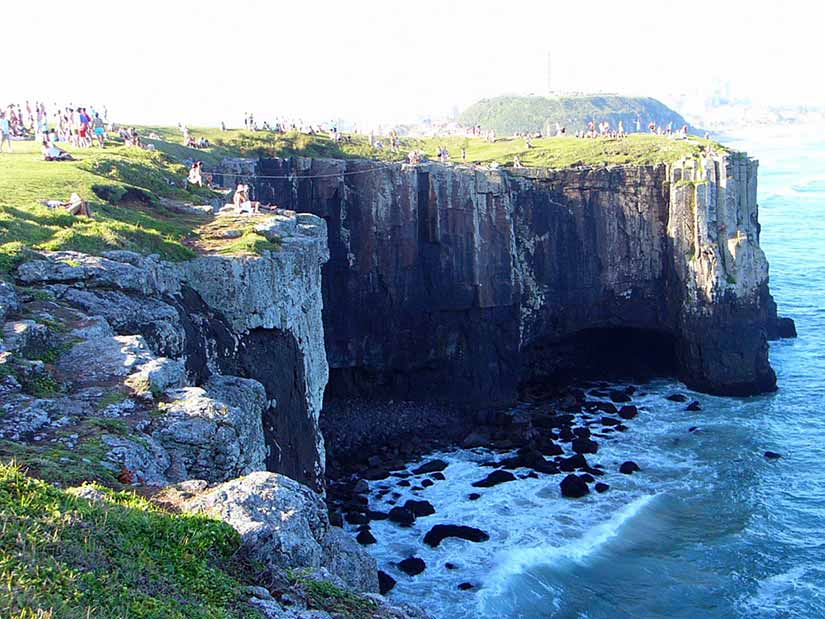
[520,327,678,398]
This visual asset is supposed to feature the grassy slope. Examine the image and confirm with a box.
[0,127,721,272]
[459,94,690,135]
[0,463,260,619]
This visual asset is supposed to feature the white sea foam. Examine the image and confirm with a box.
[477,493,656,613]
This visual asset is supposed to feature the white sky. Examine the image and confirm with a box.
[5,0,822,127]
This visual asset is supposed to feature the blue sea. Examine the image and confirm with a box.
[357,125,825,618]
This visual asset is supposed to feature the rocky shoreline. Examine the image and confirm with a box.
[322,382,705,596]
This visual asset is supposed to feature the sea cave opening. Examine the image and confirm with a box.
[519,326,679,399]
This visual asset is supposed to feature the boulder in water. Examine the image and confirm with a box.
[403,499,435,517]
[468,493,481,501]
[686,400,702,411]
[619,461,641,474]
[666,393,688,402]
[472,469,516,488]
[378,570,396,594]
[595,482,610,493]
[618,405,638,420]
[764,451,782,459]
[560,474,589,498]
[423,524,490,547]
[356,529,376,545]
[412,459,448,475]
[571,437,599,454]
[458,582,475,591]
[398,556,426,576]
[609,390,632,403]
[388,506,415,526]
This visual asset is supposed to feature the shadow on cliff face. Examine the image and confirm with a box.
[519,327,678,399]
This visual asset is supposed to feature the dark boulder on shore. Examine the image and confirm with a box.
[571,437,599,454]
[609,390,632,403]
[560,474,590,498]
[764,451,782,459]
[413,459,449,475]
[388,506,416,526]
[345,512,369,525]
[558,453,589,472]
[398,557,426,576]
[431,472,446,480]
[472,469,516,487]
[619,461,641,474]
[404,499,436,517]
[378,571,397,594]
[618,405,638,420]
[356,529,377,545]
[423,524,490,547]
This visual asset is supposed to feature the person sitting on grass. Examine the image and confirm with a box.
[187,161,203,187]
[40,192,92,217]
[233,183,260,215]
[41,139,74,161]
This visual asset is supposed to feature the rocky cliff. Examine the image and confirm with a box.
[4,211,330,490]
[252,151,792,403]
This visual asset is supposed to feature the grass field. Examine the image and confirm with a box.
[0,463,261,619]
[0,126,724,272]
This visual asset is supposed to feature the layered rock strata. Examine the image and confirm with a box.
[253,152,792,401]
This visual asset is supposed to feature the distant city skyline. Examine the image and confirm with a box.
[6,0,823,127]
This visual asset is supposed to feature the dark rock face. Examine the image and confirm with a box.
[398,557,426,576]
[560,474,590,498]
[255,154,789,405]
[423,524,490,547]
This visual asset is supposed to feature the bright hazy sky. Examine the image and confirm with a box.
[6,0,822,127]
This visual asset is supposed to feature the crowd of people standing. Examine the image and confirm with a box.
[1,101,111,152]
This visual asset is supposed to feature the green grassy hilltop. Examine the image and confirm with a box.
[459,94,691,135]
[0,126,721,273]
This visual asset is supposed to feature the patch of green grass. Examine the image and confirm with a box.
[20,372,61,397]
[0,438,114,487]
[290,571,377,619]
[0,463,260,619]
[96,391,129,411]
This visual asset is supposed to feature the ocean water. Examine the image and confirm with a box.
[356,125,825,618]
